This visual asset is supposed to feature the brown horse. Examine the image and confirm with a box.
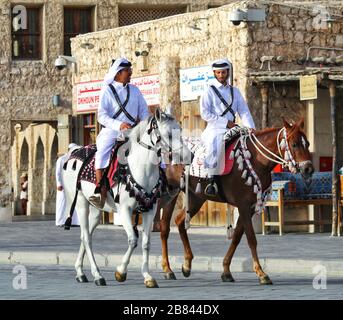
[159,118,314,284]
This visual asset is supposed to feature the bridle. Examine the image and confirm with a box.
[137,116,183,158]
[249,127,312,173]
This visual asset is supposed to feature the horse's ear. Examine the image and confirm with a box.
[298,117,305,130]
[282,117,291,129]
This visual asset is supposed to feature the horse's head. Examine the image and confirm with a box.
[281,118,314,179]
[154,108,191,165]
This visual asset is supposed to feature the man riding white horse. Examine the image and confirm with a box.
[200,58,255,196]
[90,57,150,208]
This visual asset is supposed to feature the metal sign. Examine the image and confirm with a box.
[299,75,317,101]
[76,80,102,113]
[76,74,160,113]
[130,74,160,106]
[180,65,216,102]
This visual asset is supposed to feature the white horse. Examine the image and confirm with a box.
[62,109,188,288]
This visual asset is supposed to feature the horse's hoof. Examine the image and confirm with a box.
[115,271,127,282]
[221,272,235,282]
[76,275,88,283]
[145,279,159,288]
[95,278,106,286]
[164,272,177,280]
[259,275,273,285]
[182,265,191,278]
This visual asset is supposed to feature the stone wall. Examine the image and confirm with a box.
[246,1,343,128]
[71,2,251,115]
[1,0,221,213]
[70,0,343,231]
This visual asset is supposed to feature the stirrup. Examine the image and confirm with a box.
[89,194,105,209]
[204,181,218,196]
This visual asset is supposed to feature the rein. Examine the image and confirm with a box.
[116,116,175,212]
[248,127,309,173]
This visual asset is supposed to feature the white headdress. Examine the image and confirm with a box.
[211,58,232,71]
[103,57,132,85]
[68,143,78,150]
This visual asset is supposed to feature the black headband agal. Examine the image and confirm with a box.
[212,62,230,68]
[111,59,132,68]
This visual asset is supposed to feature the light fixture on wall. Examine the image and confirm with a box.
[81,42,94,50]
[135,42,152,57]
[187,17,208,31]
[135,28,151,44]
[229,8,266,26]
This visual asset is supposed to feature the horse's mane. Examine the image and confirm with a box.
[127,112,176,144]
[128,116,153,142]
[254,127,281,136]
[254,124,304,140]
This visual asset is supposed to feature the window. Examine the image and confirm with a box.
[64,7,93,56]
[118,6,187,27]
[12,7,42,60]
[82,113,97,145]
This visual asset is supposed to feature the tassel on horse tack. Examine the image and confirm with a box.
[253,184,259,194]
[241,170,248,179]
[180,175,185,190]
[64,217,72,230]
[129,189,135,198]
[243,150,251,159]
[229,150,235,160]
[238,162,244,171]
[72,160,77,170]
[125,183,130,191]
[114,194,120,203]
[195,180,202,194]
[237,155,243,164]
[235,149,241,158]
[245,176,253,186]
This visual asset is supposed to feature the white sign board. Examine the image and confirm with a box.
[130,74,160,106]
[180,65,216,102]
[76,80,102,113]
[76,74,160,113]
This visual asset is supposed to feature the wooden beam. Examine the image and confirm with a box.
[261,84,269,129]
[329,81,338,236]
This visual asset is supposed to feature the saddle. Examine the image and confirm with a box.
[69,141,126,188]
[183,137,238,179]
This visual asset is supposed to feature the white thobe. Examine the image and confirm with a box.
[95,80,150,169]
[55,154,79,226]
[200,79,255,174]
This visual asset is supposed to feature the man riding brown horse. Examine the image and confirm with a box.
[158,118,314,285]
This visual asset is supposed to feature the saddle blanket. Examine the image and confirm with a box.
[183,136,236,178]
[69,144,119,187]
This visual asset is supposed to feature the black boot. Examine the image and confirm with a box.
[204,178,218,196]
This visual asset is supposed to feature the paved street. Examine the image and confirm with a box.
[1,219,343,300]
[1,265,342,300]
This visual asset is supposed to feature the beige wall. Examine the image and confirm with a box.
[1,0,220,212]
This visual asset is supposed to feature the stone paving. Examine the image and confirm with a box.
[1,265,342,300]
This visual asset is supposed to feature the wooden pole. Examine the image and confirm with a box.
[261,84,269,128]
[329,81,338,236]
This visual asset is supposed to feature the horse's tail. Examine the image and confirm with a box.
[64,186,79,230]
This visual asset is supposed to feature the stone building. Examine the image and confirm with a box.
[70,0,343,231]
[0,0,230,220]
